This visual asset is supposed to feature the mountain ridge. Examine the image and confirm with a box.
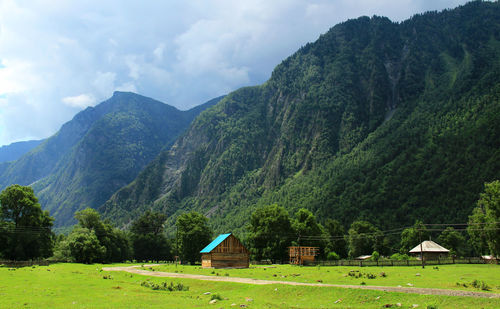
[0,140,44,163]
[0,91,222,226]
[101,1,500,235]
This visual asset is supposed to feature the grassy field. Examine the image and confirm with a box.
[148,263,500,293]
[0,263,498,308]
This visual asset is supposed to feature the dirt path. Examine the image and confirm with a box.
[102,265,500,299]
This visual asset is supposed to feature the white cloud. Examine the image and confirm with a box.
[153,43,165,61]
[62,94,96,108]
[115,82,137,93]
[0,0,471,145]
[125,55,141,80]
[92,71,116,98]
[0,60,30,94]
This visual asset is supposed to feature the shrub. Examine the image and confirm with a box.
[140,281,189,291]
[210,294,223,301]
[365,273,377,279]
[390,253,410,260]
[327,251,340,260]
[471,279,490,291]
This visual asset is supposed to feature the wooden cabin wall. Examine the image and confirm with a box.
[202,253,212,268]
[210,253,249,268]
[210,235,248,254]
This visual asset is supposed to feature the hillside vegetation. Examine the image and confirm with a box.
[0,92,221,226]
[101,2,500,236]
[0,140,43,163]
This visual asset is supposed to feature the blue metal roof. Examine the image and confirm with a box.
[200,233,231,253]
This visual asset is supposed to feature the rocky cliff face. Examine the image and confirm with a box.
[100,2,500,235]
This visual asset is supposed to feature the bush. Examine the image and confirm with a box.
[140,281,189,291]
[210,294,223,301]
[471,279,490,291]
[390,253,410,260]
[327,251,340,260]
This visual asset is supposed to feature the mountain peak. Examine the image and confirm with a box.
[112,91,138,98]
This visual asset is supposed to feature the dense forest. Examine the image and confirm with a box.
[101,1,500,239]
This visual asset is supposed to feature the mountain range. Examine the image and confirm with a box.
[100,1,500,236]
[0,140,44,163]
[0,92,221,226]
[1,1,499,235]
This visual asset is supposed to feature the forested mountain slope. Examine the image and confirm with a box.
[102,1,500,235]
[0,92,221,226]
[0,140,44,163]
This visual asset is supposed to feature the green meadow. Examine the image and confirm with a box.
[149,263,500,293]
[0,263,498,308]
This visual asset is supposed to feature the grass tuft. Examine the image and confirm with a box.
[140,280,189,291]
[210,293,223,301]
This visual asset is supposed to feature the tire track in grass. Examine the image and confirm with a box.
[102,265,500,299]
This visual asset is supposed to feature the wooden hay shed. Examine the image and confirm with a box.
[200,233,249,268]
[409,240,450,260]
[288,246,319,265]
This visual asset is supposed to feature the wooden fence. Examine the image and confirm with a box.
[251,257,495,266]
[0,260,51,267]
[309,257,493,267]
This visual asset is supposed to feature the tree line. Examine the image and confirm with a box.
[0,180,498,263]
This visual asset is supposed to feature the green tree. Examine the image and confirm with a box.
[346,220,385,258]
[292,208,326,250]
[0,185,54,260]
[438,227,466,257]
[324,219,347,258]
[130,211,171,261]
[176,211,212,264]
[400,220,429,254]
[67,227,106,263]
[467,206,490,255]
[70,208,131,263]
[0,221,13,259]
[468,180,500,256]
[51,234,72,262]
[75,208,103,231]
[248,204,293,263]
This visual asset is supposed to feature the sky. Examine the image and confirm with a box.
[0,0,469,146]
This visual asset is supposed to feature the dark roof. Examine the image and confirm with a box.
[200,233,231,253]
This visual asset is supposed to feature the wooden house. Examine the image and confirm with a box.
[409,240,450,260]
[288,246,319,265]
[200,233,249,268]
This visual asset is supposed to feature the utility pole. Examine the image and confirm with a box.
[419,229,424,269]
[175,225,179,268]
[297,233,301,265]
